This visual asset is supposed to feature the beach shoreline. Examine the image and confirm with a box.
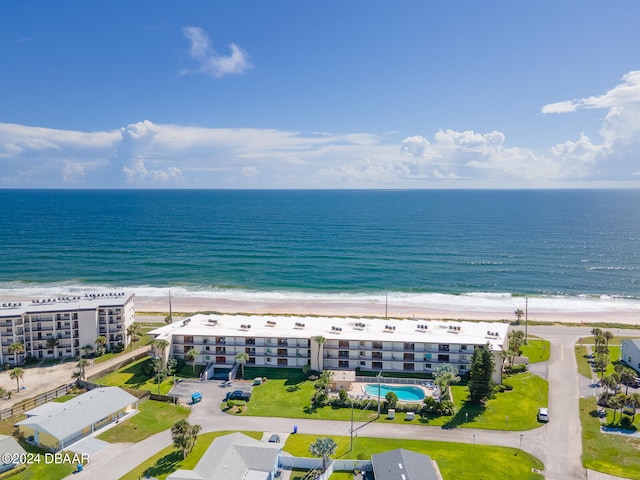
[131,294,640,325]
[1,291,639,325]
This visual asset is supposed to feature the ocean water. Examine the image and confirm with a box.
[0,189,639,313]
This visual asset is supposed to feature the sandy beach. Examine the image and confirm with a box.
[130,293,640,326]
[1,290,639,325]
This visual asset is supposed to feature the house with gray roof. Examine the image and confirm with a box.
[167,432,282,480]
[621,339,640,375]
[15,387,138,451]
[0,435,27,473]
[371,448,441,480]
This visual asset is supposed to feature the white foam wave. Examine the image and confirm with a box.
[2,282,640,315]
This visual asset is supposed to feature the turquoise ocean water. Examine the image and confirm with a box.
[0,189,639,313]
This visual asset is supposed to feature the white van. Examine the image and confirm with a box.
[537,407,550,422]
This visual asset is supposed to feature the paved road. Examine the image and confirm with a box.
[68,325,640,480]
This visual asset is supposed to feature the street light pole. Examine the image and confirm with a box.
[519,434,524,451]
[377,371,382,418]
[350,402,354,451]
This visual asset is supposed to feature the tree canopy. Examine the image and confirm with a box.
[468,343,495,405]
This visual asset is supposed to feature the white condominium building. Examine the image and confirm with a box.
[150,314,509,383]
[0,292,135,365]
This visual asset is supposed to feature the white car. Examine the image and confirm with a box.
[537,407,550,422]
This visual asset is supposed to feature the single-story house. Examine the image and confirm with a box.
[15,387,138,451]
[0,435,27,473]
[371,448,441,480]
[168,432,283,480]
[621,339,640,374]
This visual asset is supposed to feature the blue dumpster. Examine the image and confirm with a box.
[191,392,202,404]
[77,464,83,472]
[293,425,298,434]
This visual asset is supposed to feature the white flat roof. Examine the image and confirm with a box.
[150,313,508,348]
[0,293,134,317]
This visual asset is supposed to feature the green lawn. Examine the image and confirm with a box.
[239,370,547,431]
[6,442,77,480]
[285,434,544,479]
[94,356,176,394]
[580,397,640,478]
[120,431,262,480]
[52,394,76,402]
[97,400,190,443]
[520,339,551,363]
[579,336,634,347]
[575,345,593,379]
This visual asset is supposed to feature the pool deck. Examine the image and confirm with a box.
[346,381,436,402]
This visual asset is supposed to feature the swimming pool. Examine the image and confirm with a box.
[363,384,425,402]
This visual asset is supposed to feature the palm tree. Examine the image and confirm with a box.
[95,336,108,356]
[186,348,200,373]
[154,339,169,359]
[8,342,24,366]
[313,336,326,372]
[593,354,609,380]
[235,352,249,379]
[126,323,141,349]
[309,437,337,472]
[618,367,636,394]
[81,344,93,358]
[603,331,614,347]
[10,368,24,393]
[434,364,460,403]
[514,309,524,323]
[630,393,640,422]
[78,358,89,380]
[609,394,625,424]
[601,373,619,402]
[171,420,202,459]
[46,336,59,358]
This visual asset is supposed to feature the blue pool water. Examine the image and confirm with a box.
[363,384,425,402]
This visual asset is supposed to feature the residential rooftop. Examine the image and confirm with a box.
[150,313,508,349]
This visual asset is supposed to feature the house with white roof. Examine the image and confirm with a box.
[150,314,508,383]
[0,435,27,473]
[167,432,282,480]
[621,339,640,374]
[15,387,138,450]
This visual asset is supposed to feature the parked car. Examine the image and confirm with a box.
[537,407,549,422]
[226,390,251,401]
[268,434,280,443]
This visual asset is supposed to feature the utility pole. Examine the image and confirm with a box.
[377,371,382,418]
[525,297,528,343]
[350,401,354,451]
[385,293,388,319]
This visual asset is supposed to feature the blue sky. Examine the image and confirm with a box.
[2,1,640,188]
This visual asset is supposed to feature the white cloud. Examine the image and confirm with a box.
[2,93,640,189]
[182,26,252,79]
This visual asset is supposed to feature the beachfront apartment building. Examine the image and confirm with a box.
[0,293,135,365]
[150,314,509,383]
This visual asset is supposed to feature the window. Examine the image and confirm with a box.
[461,344,468,350]
[215,356,225,364]
[404,343,415,351]
[438,354,449,362]
[245,337,256,345]
[438,344,450,352]
[216,337,226,344]
[360,361,366,366]
[372,361,383,369]
[425,363,432,369]
[339,351,349,358]
[339,360,349,368]
[403,353,414,361]
[278,358,288,366]
[339,340,349,348]
[373,341,383,349]
[424,353,432,360]
[403,363,414,371]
